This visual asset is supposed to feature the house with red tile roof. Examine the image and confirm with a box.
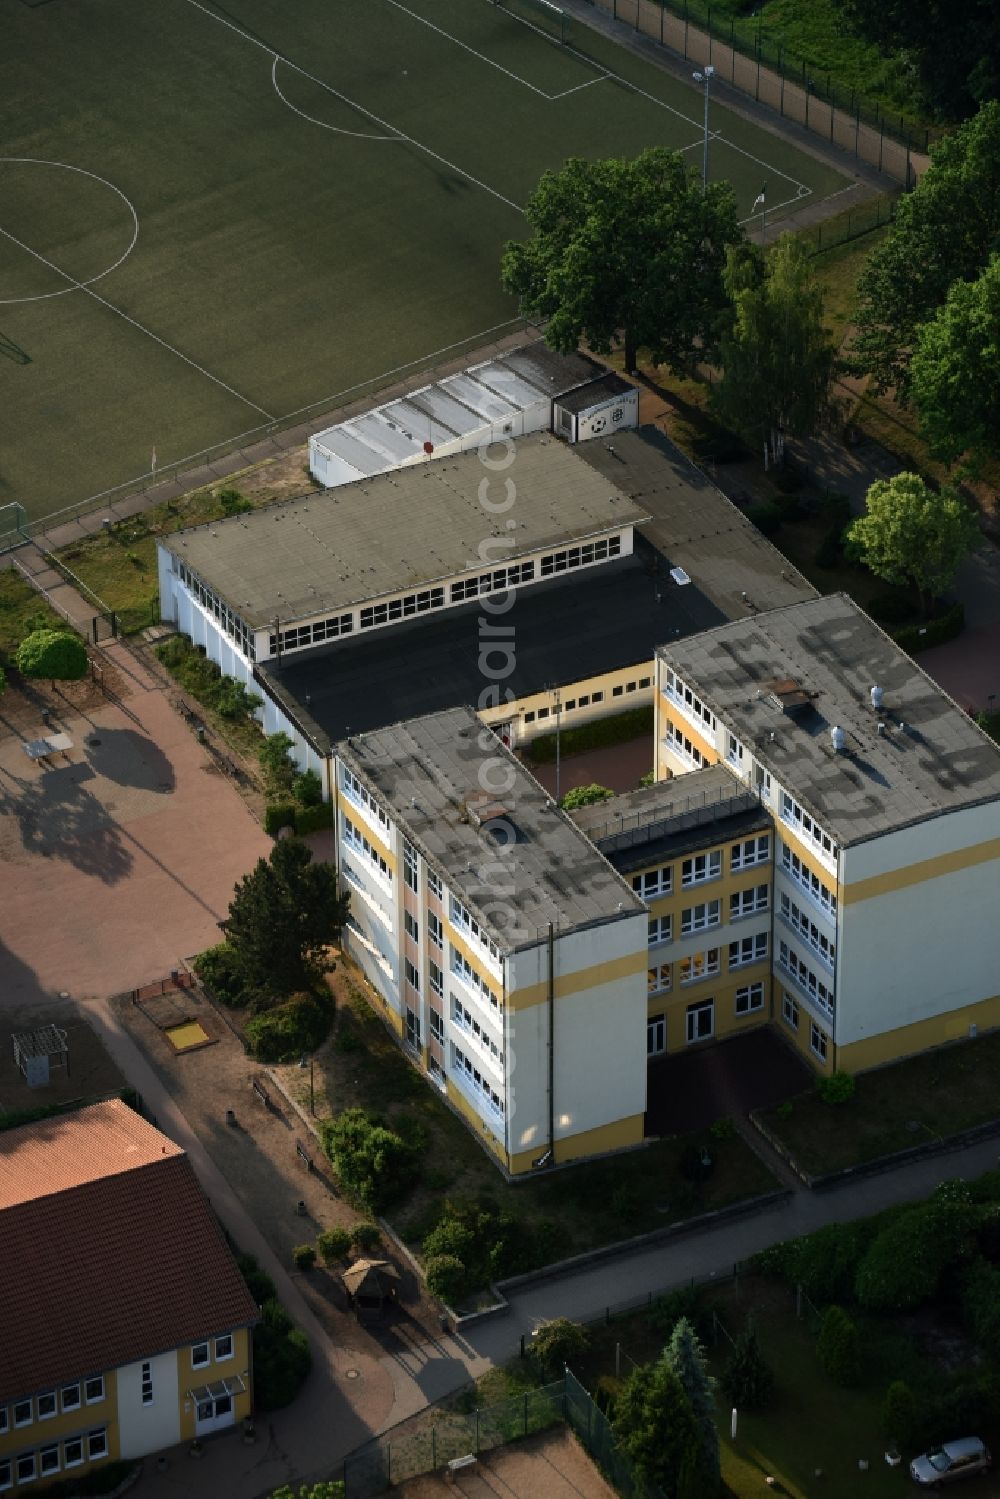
[0,1099,259,1491]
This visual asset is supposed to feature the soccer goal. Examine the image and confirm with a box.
[495,0,571,46]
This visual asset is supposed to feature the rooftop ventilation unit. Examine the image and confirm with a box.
[766,679,813,718]
[831,725,847,753]
[871,684,884,710]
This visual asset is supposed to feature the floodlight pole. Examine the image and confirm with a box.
[692,66,715,191]
[553,687,562,803]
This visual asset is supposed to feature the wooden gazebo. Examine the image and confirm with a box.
[341,1258,400,1318]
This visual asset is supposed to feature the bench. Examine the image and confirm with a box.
[251,1078,273,1111]
[295,1139,314,1171]
[445,1455,477,1481]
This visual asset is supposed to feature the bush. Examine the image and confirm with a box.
[218,487,253,516]
[350,1222,381,1252]
[214,676,262,720]
[296,802,334,836]
[817,1305,861,1387]
[692,428,750,464]
[816,1070,856,1104]
[721,1320,773,1409]
[322,1108,417,1213]
[882,1380,921,1448]
[316,1228,351,1264]
[419,1197,541,1293]
[559,783,614,811]
[894,601,964,653]
[245,990,333,1063]
[960,1256,1000,1349]
[237,1251,277,1307]
[259,732,297,798]
[254,1305,312,1409]
[744,501,782,537]
[868,590,914,624]
[526,706,652,765]
[292,1244,317,1270]
[293,769,323,807]
[265,801,298,836]
[531,1318,589,1377]
[649,1286,710,1342]
[710,1116,736,1140]
[16,628,87,680]
[193,941,245,1006]
[425,1253,469,1305]
[771,466,805,495]
[855,1199,979,1311]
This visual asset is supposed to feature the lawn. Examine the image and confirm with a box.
[757,1030,1000,1177]
[276,963,779,1292]
[0,568,66,668]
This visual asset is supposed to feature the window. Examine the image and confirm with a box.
[61,1385,80,1413]
[647,1015,666,1056]
[782,993,799,1030]
[686,999,714,1044]
[404,958,420,992]
[449,897,501,964]
[0,1407,5,1434]
[780,842,837,915]
[678,948,720,986]
[451,1044,504,1116]
[141,1362,153,1406]
[450,946,502,1010]
[15,1456,35,1485]
[780,893,835,966]
[540,535,622,577]
[14,1401,31,1428]
[536,706,549,720]
[341,766,391,832]
[778,942,834,1017]
[192,1343,209,1369]
[37,1392,56,1420]
[403,841,419,892]
[450,995,504,1066]
[612,684,623,697]
[728,933,768,969]
[735,981,764,1015]
[342,816,392,886]
[730,884,769,920]
[404,910,419,943]
[84,1377,104,1405]
[88,1430,108,1460]
[632,864,672,900]
[648,915,672,946]
[578,694,590,707]
[428,912,443,950]
[779,792,837,861]
[731,835,769,871]
[406,1007,420,1049]
[427,869,443,900]
[359,586,445,630]
[429,960,443,997]
[681,851,721,887]
[647,962,672,995]
[175,560,259,662]
[523,710,535,723]
[592,691,605,704]
[63,1440,83,1470]
[0,1459,9,1493]
[663,670,717,732]
[215,1334,233,1361]
[665,719,706,768]
[564,699,576,712]
[450,561,535,602]
[40,1446,60,1476]
[429,1009,444,1042]
[726,731,744,766]
[681,900,720,935]
[810,1022,829,1062]
[639,677,651,689]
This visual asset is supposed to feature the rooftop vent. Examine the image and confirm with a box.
[871,684,884,710]
[766,679,814,718]
[463,796,511,830]
[831,725,847,753]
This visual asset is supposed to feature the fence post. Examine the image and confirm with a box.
[432,1426,436,1470]
[476,1409,480,1454]
[523,1392,528,1438]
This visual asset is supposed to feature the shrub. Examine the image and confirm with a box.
[16,628,87,680]
[259,732,297,798]
[193,941,245,1006]
[265,801,298,836]
[882,1379,921,1448]
[237,1252,277,1307]
[350,1222,381,1252]
[316,1228,351,1264]
[526,706,652,764]
[960,1256,1000,1349]
[293,769,323,807]
[425,1253,469,1305]
[254,1307,312,1409]
[559,783,614,811]
[692,428,750,464]
[649,1286,710,1342]
[855,1199,979,1311]
[868,590,914,624]
[295,802,334,836]
[218,487,253,516]
[710,1116,736,1140]
[721,1320,773,1409]
[531,1318,589,1377]
[214,676,262,720]
[245,991,333,1063]
[679,1141,714,1183]
[814,492,852,568]
[771,466,804,495]
[745,501,782,537]
[322,1108,417,1213]
[292,1244,317,1271]
[420,1198,540,1293]
[774,1099,793,1120]
[893,601,964,653]
[816,1070,856,1105]
[817,1305,861,1386]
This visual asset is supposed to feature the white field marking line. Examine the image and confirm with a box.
[549,74,610,99]
[179,0,523,213]
[0,157,139,306]
[382,0,552,98]
[31,315,527,529]
[271,58,403,140]
[0,220,274,419]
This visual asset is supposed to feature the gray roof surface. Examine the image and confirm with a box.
[338,707,645,949]
[164,435,648,629]
[555,373,636,415]
[658,593,1000,845]
[575,429,817,619]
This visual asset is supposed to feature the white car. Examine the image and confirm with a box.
[910,1437,992,1487]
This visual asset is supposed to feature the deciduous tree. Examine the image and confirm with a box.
[501,147,741,375]
[224,837,348,999]
[834,0,1000,118]
[846,472,979,614]
[16,628,87,680]
[910,255,1000,471]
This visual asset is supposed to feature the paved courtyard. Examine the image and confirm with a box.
[392,1429,617,1499]
[0,642,270,1008]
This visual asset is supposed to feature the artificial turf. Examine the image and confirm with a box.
[0,0,849,525]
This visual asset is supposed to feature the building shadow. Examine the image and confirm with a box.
[645,1026,813,1136]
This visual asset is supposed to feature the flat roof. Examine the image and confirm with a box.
[258,553,726,752]
[556,373,636,415]
[164,434,648,628]
[338,706,646,948]
[569,765,770,872]
[574,428,817,618]
[658,593,1000,845]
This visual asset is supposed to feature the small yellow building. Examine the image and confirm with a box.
[0,1100,258,1490]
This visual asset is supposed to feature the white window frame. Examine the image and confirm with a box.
[13,1401,31,1429]
[403,840,419,893]
[214,1333,234,1361]
[665,719,706,769]
[730,884,769,920]
[681,850,721,888]
[403,910,419,944]
[60,1385,80,1414]
[141,1362,153,1406]
[404,957,420,993]
[779,791,837,863]
[429,1009,444,1042]
[780,892,835,967]
[810,1021,829,1062]
[428,911,443,950]
[429,959,443,997]
[735,981,764,1015]
[780,841,837,915]
[782,993,799,1030]
[84,1377,105,1406]
[633,865,672,900]
[648,914,672,947]
[685,998,715,1044]
[681,899,720,935]
[15,1455,35,1486]
[647,961,672,996]
[731,834,770,871]
[647,1014,666,1056]
[427,869,443,900]
[726,731,744,767]
[778,941,834,1018]
[39,1446,60,1477]
[678,948,720,986]
[63,1439,83,1470]
[0,1458,10,1494]
[36,1391,56,1421]
[728,932,768,970]
[88,1429,108,1460]
[191,1343,210,1369]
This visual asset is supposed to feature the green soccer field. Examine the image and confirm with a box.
[0,0,850,526]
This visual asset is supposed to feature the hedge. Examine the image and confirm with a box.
[295,802,333,835]
[893,602,964,653]
[526,706,653,764]
[265,801,298,836]
[745,502,782,537]
[245,991,334,1062]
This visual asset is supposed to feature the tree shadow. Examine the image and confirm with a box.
[83,726,175,793]
[0,761,132,885]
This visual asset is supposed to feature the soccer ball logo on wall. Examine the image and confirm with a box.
[589,414,607,434]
